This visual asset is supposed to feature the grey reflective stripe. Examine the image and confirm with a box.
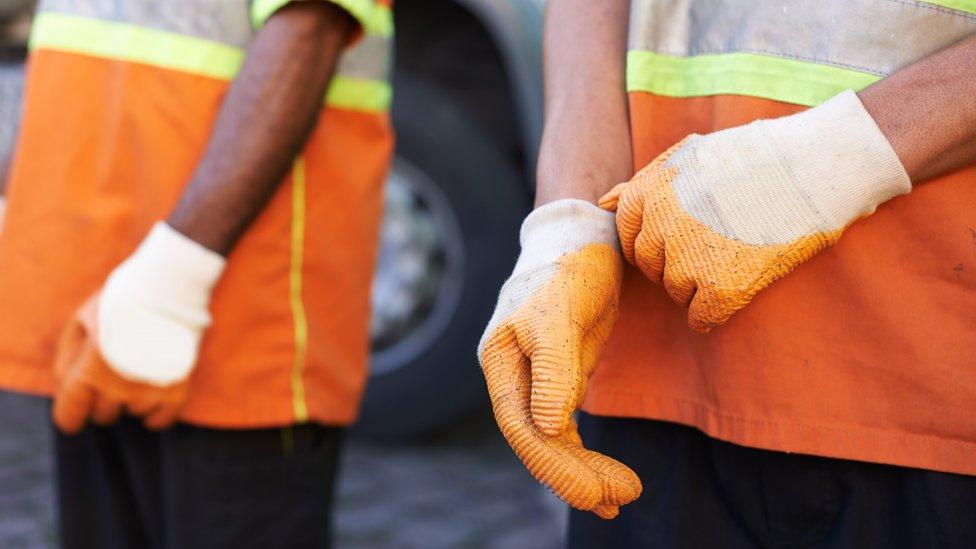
[37,0,253,49]
[336,33,392,82]
[0,64,25,157]
[34,0,392,88]
[629,0,976,77]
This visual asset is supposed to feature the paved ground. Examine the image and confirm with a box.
[0,393,565,548]
[0,394,57,549]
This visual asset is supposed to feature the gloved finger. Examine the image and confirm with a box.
[126,394,162,417]
[53,318,87,382]
[569,307,618,414]
[90,395,123,426]
[633,221,667,284]
[482,332,606,512]
[687,284,742,334]
[142,382,188,431]
[528,244,621,438]
[615,137,691,265]
[580,302,617,379]
[568,440,642,508]
[562,416,642,513]
[528,317,585,438]
[143,402,181,431]
[613,180,647,265]
[554,419,641,518]
[661,244,698,306]
[597,183,628,212]
[593,504,621,520]
[52,380,95,435]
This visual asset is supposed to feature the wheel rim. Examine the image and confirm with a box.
[369,157,465,377]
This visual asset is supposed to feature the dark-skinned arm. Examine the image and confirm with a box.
[48,2,360,435]
[167,2,355,255]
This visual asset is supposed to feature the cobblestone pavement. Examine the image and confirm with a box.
[0,393,565,548]
[0,394,56,549]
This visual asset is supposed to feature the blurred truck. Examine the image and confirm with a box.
[359,0,544,437]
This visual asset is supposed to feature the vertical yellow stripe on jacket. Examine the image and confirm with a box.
[290,158,309,422]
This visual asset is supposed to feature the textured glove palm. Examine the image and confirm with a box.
[479,200,641,519]
[601,90,911,332]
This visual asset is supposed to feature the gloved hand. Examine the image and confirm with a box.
[479,199,641,519]
[601,90,911,333]
[53,222,225,433]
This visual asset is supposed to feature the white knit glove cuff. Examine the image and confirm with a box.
[98,222,226,385]
[0,195,6,233]
[513,199,619,273]
[763,90,911,228]
[478,199,617,357]
[668,90,911,246]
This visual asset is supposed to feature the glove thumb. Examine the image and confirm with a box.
[598,183,627,212]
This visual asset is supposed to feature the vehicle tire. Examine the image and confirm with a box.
[353,72,529,439]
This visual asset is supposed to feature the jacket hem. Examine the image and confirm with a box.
[582,389,976,477]
[0,364,54,397]
[0,364,359,429]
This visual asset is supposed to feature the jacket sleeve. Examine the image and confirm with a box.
[251,0,391,45]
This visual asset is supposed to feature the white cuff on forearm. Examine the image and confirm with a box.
[111,223,227,314]
[98,222,226,385]
[513,199,618,275]
[764,90,912,227]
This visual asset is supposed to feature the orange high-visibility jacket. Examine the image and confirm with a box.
[0,0,394,428]
[584,0,976,475]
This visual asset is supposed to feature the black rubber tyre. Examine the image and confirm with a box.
[352,73,529,439]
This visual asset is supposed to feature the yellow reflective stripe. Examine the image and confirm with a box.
[289,157,310,424]
[628,51,880,107]
[30,12,244,81]
[326,75,391,112]
[251,0,394,37]
[30,12,390,112]
[920,0,976,13]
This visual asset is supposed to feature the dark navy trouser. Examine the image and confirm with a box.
[56,417,343,549]
[570,413,976,549]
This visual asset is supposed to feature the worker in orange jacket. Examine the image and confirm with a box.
[0,1,392,546]
[481,1,976,546]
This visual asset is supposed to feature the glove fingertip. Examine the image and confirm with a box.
[689,319,713,334]
[598,184,627,212]
[91,398,123,427]
[608,467,643,505]
[593,504,619,520]
[52,410,84,435]
[687,287,733,334]
[142,404,181,431]
[52,387,91,435]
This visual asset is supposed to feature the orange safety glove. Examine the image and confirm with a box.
[52,222,225,434]
[479,199,641,519]
[53,295,190,432]
[601,90,911,333]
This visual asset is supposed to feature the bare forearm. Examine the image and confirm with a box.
[534,0,631,207]
[168,3,354,254]
[859,34,976,182]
